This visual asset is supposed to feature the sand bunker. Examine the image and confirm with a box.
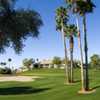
[0,76,40,82]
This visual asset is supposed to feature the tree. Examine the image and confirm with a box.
[34,58,40,68]
[66,0,85,91]
[90,54,100,69]
[8,58,12,68]
[52,56,62,68]
[64,24,77,83]
[0,0,43,54]
[73,60,81,68]
[66,0,95,91]
[0,62,6,66]
[75,0,95,91]
[23,58,34,70]
[75,15,85,92]
[0,67,12,74]
[55,6,70,83]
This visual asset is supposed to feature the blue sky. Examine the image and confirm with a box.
[0,0,99,68]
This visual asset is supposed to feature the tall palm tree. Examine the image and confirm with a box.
[72,0,95,91]
[65,24,77,83]
[66,0,85,91]
[55,6,70,83]
[77,0,95,91]
[76,15,85,91]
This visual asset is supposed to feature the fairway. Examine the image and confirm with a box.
[0,69,99,100]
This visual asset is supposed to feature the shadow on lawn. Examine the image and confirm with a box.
[92,85,100,89]
[0,86,50,95]
[73,80,81,83]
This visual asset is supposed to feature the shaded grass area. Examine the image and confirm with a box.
[0,87,50,95]
[0,68,100,100]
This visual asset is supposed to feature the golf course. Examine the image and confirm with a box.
[0,0,99,100]
[0,68,99,100]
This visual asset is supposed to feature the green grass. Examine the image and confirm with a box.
[0,68,100,100]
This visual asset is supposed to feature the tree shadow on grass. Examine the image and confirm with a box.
[73,80,81,83]
[92,85,100,89]
[0,86,51,95]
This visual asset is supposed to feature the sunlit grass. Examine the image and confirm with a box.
[0,68,99,100]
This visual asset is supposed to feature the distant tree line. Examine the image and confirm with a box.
[22,54,100,70]
[89,54,100,69]
[52,54,100,70]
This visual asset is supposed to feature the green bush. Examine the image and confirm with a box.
[0,67,12,74]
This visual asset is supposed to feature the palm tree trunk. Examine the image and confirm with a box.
[83,15,89,91]
[70,36,74,83]
[76,15,85,91]
[61,23,69,84]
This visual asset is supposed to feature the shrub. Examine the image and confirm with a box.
[0,67,12,74]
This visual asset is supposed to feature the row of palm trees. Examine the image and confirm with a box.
[55,0,95,92]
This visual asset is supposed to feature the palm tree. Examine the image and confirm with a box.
[8,58,12,68]
[64,24,77,83]
[55,6,70,83]
[67,0,95,91]
[66,0,85,90]
[76,15,85,91]
[75,0,95,91]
